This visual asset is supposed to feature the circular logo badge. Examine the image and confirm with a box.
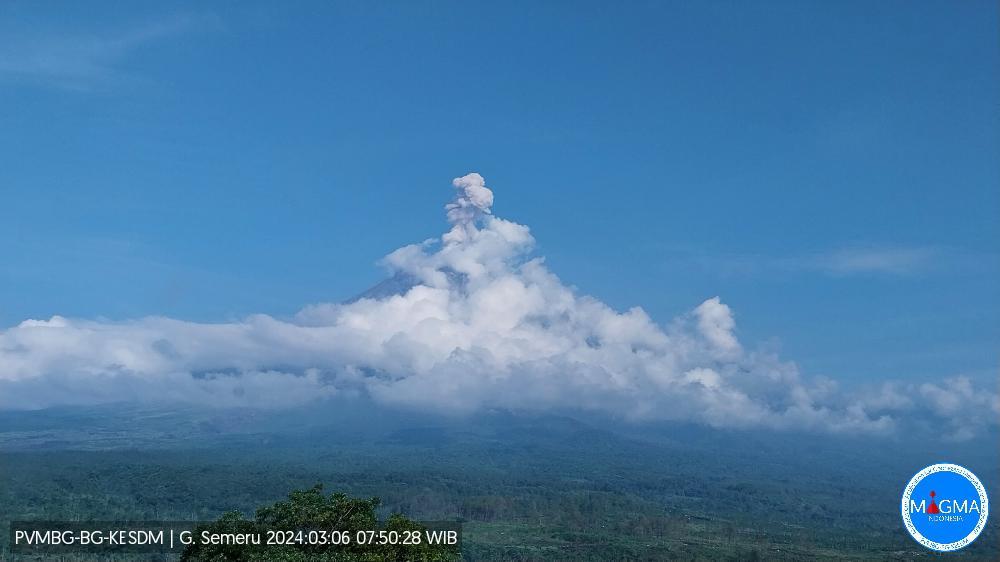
[901,463,989,552]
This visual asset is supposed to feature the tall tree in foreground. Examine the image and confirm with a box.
[181,485,459,561]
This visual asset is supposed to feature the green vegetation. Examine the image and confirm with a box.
[0,405,996,561]
[181,485,458,561]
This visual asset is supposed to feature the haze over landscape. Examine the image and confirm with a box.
[1,2,997,560]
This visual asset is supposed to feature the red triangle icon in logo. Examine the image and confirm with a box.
[927,490,940,514]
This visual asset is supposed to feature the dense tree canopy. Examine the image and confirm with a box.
[181,485,459,561]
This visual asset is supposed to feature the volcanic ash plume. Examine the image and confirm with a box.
[0,173,996,440]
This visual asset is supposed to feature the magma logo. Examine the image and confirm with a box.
[902,463,989,552]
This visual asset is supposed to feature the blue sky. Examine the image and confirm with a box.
[1,0,997,386]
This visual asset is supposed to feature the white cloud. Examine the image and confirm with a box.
[816,247,936,275]
[693,297,741,358]
[0,15,211,90]
[686,246,942,278]
[0,173,995,439]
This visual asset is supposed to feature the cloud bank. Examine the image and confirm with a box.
[1,173,996,439]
